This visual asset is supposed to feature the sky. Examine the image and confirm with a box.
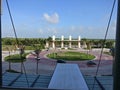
[2,0,118,39]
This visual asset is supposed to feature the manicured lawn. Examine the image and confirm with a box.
[47,51,95,61]
[4,53,28,63]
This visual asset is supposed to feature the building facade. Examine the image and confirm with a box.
[46,35,81,49]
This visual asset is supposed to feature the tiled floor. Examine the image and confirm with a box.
[84,76,113,90]
[3,72,52,88]
[2,72,113,90]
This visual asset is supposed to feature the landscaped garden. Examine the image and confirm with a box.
[47,51,95,61]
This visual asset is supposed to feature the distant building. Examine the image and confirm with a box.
[46,35,81,49]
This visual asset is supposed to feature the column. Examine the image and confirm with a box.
[52,35,55,48]
[78,41,81,48]
[69,35,72,48]
[46,41,49,48]
[61,35,64,48]
[78,36,81,48]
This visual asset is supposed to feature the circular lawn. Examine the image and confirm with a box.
[47,51,95,61]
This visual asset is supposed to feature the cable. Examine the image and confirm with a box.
[21,56,30,87]
[5,0,29,87]
[92,0,116,90]
[6,0,19,46]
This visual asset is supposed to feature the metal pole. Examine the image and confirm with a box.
[36,58,38,74]
[36,55,40,74]
[20,53,23,73]
[8,50,11,70]
[0,0,1,86]
[113,0,120,90]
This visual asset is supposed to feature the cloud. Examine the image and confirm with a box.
[47,27,58,34]
[38,29,43,34]
[34,20,116,39]
[43,13,59,24]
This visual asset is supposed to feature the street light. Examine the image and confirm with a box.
[34,50,41,74]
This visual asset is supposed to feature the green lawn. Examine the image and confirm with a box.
[4,53,28,63]
[47,51,95,61]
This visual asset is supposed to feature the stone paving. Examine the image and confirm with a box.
[2,49,113,75]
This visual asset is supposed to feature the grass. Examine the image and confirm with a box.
[47,51,95,61]
[4,53,28,63]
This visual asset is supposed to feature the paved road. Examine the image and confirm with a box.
[2,49,113,75]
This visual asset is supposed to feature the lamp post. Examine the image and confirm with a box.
[20,46,25,73]
[7,47,11,70]
[36,57,40,74]
[35,50,41,74]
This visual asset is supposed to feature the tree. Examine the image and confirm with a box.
[105,41,114,48]
[47,36,52,41]
[46,37,52,47]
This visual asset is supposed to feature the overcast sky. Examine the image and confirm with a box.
[2,0,117,39]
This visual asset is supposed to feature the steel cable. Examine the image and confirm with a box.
[92,0,116,90]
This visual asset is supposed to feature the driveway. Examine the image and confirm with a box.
[2,49,113,75]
